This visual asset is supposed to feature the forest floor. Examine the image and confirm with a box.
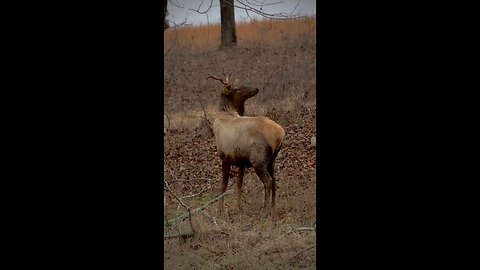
[164,18,317,269]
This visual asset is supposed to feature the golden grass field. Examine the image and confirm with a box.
[164,17,317,269]
[164,17,316,52]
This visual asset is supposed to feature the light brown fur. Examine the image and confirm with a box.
[207,73,285,215]
[214,112,284,165]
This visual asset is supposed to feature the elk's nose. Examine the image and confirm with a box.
[255,88,259,93]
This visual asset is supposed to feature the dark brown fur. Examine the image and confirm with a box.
[218,86,258,116]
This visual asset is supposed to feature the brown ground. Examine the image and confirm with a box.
[164,18,316,269]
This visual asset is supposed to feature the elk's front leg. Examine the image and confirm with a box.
[218,161,231,214]
[236,166,245,212]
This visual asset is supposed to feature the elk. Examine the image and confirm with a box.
[206,73,285,215]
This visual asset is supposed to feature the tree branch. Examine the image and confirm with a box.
[233,0,306,21]
[245,0,284,7]
[166,189,235,226]
[188,0,214,14]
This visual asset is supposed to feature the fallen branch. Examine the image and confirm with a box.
[166,189,234,226]
[274,226,316,241]
[202,211,227,226]
[180,178,212,200]
[289,244,316,262]
[181,184,212,200]
[164,177,213,183]
[164,178,190,211]
[286,227,316,235]
[164,178,195,235]
[164,232,194,240]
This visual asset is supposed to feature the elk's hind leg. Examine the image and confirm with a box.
[269,144,282,210]
[252,145,274,215]
[253,164,273,213]
[268,161,276,209]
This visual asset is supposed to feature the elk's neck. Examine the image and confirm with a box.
[218,99,245,116]
[211,110,241,123]
[218,110,240,117]
[219,105,244,116]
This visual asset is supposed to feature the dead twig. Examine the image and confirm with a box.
[181,181,212,200]
[164,112,171,132]
[165,177,213,183]
[231,0,306,21]
[188,0,214,14]
[164,178,195,235]
[273,226,316,242]
[286,226,316,235]
[202,211,227,226]
[195,90,213,127]
[164,17,188,57]
[164,178,189,210]
[166,189,234,226]
[164,232,195,240]
[164,217,170,227]
[289,244,316,262]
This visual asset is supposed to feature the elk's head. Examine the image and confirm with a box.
[207,73,259,116]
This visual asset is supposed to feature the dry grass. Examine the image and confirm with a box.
[164,184,316,269]
[164,17,316,52]
[164,17,316,269]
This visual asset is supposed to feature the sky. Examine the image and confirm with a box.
[166,0,316,26]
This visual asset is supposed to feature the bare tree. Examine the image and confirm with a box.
[168,0,305,49]
[220,0,237,48]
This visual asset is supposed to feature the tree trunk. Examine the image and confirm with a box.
[220,0,237,48]
[163,0,168,31]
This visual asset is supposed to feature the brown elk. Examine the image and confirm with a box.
[206,73,285,215]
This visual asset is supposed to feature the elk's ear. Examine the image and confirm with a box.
[222,84,232,95]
